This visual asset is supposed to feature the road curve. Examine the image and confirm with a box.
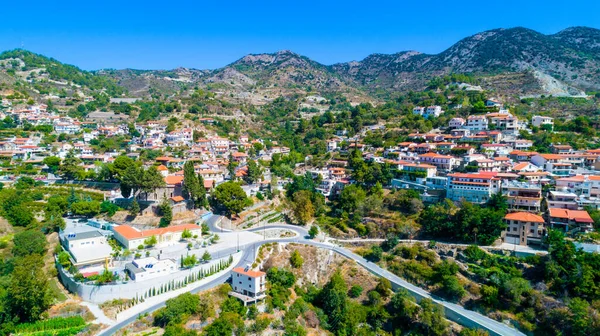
[99,221,523,336]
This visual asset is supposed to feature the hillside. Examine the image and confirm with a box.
[1,26,600,103]
[332,27,600,95]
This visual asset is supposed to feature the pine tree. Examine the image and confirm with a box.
[129,199,140,217]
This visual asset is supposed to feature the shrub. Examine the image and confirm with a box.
[348,285,363,298]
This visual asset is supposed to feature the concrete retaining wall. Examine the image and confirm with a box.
[57,256,233,304]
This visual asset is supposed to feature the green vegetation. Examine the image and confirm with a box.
[210,181,252,217]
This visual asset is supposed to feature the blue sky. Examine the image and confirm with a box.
[1,0,599,70]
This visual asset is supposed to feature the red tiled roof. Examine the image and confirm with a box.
[232,267,265,278]
[164,175,184,185]
[114,224,199,240]
[505,212,545,223]
[548,208,593,223]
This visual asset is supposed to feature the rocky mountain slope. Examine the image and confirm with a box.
[1,26,599,101]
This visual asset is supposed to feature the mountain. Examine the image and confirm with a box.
[207,50,357,95]
[332,27,600,93]
[1,26,600,101]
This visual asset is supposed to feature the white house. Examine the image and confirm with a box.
[230,266,267,305]
[532,115,554,129]
[448,118,465,129]
[125,257,177,281]
[424,106,443,118]
[112,224,202,249]
[412,107,425,116]
[60,229,113,269]
[466,115,488,131]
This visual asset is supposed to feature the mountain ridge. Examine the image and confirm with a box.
[1,26,600,99]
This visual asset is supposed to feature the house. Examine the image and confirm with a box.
[486,98,502,107]
[546,191,579,210]
[446,172,500,204]
[548,208,594,234]
[531,115,553,129]
[512,162,540,173]
[125,257,177,282]
[417,153,457,171]
[448,118,465,129]
[466,115,488,131]
[401,163,437,179]
[531,154,572,176]
[112,224,202,249]
[230,266,267,305]
[424,106,443,118]
[60,229,113,269]
[550,144,572,154]
[412,107,425,116]
[501,181,542,212]
[502,212,546,246]
[555,175,600,198]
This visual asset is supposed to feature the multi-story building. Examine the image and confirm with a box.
[501,181,542,212]
[401,163,437,179]
[230,266,267,305]
[412,107,425,116]
[446,172,501,204]
[546,191,579,210]
[448,117,465,129]
[417,153,457,171]
[555,175,600,198]
[548,208,594,234]
[503,212,546,246]
[424,105,443,118]
[465,115,488,132]
[531,154,573,176]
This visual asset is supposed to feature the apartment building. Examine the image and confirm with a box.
[501,181,542,212]
[446,172,500,204]
[503,212,546,246]
[555,175,600,198]
[417,152,457,171]
[465,115,488,131]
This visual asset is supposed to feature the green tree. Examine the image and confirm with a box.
[57,155,83,180]
[210,181,252,217]
[290,250,304,268]
[153,292,201,327]
[5,255,52,322]
[129,198,140,217]
[202,250,212,263]
[12,230,47,257]
[319,271,349,335]
[42,156,61,173]
[144,235,157,247]
[417,298,449,336]
[339,184,366,213]
[159,200,172,228]
[291,190,314,225]
[181,229,192,239]
[183,161,204,208]
[244,160,262,184]
[308,225,319,239]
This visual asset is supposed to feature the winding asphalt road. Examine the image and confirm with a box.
[99,218,524,336]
